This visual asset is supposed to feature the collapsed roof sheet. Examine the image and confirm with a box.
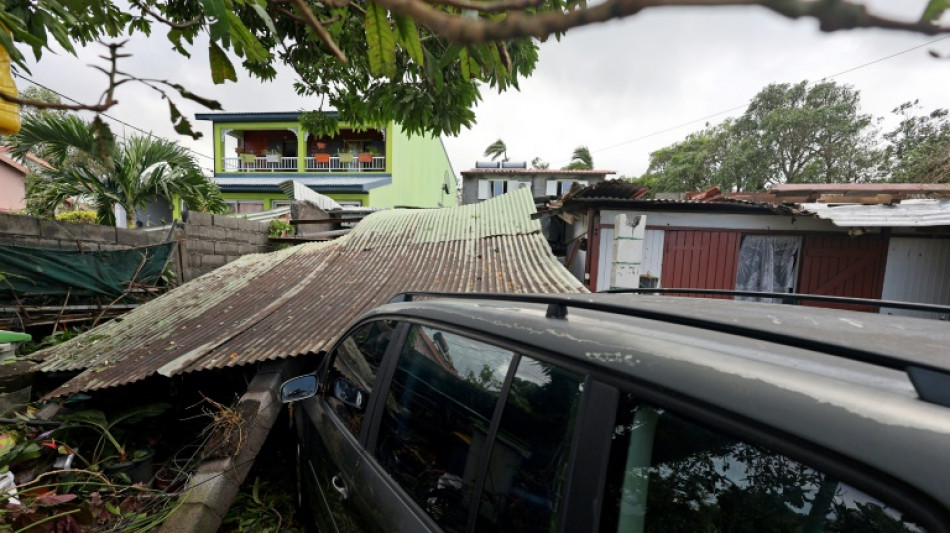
[32,189,585,398]
[800,199,950,227]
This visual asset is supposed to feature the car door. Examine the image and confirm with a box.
[297,319,396,532]
[357,323,587,533]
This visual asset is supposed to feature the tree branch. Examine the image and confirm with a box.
[285,0,348,62]
[423,0,545,14]
[129,0,203,29]
[371,0,950,45]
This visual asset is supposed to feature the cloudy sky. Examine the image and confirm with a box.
[17,1,950,178]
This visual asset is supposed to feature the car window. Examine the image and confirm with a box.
[326,320,395,437]
[474,357,584,533]
[374,325,515,532]
[600,392,925,532]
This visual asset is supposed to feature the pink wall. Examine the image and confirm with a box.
[0,164,25,212]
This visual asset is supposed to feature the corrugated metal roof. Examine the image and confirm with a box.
[214,175,391,192]
[195,111,340,122]
[800,200,950,227]
[279,181,344,211]
[461,168,615,175]
[32,188,585,398]
[772,183,950,196]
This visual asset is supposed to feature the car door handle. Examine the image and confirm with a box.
[331,474,349,500]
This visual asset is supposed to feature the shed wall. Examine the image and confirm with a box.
[881,237,950,320]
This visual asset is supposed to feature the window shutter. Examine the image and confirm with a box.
[478,180,490,200]
[546,180,558,196]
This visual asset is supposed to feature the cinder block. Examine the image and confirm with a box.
[184,239,209,254]
[188,252,202,267]
[38,219,82,242]
[238,244,261,255]
[12,236,47,248]
[116,228,150,247]
[189,224,212,240]
[81,224,117,243]
[214,241,239,255]
[212,214,241,229]
[202,254,226,268]
[0,212,40,237]
[147,229,172,244]
[212,226,227,241]
[187,211,213,225]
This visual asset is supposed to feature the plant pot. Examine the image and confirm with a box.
[358,153,374,164]
[153,460,190,493]
[338,153,354,164]
[315,153,330,164]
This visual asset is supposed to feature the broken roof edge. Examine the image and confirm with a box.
[799,199,950,227]
[31,242,314,373]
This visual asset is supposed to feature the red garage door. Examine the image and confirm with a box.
[661,230,741,297]
[798,234,888,311]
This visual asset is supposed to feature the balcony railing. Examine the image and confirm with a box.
[222,155,386,172]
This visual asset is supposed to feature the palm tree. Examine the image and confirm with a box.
[10,113,226,227]
[564,146,594,170]
[484,139,508,162]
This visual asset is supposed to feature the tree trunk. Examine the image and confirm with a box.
[125,206,136,229]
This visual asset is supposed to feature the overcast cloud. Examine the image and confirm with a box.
[19,1,950,179]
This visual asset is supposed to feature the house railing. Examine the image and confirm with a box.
[222,155,386,172]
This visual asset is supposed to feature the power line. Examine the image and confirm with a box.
[577,34,950,168]
[12,73,216,163]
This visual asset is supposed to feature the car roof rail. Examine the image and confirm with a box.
[387,291,950,408]
[605,288,950,316]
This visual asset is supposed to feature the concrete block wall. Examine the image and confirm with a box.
[178,212,271,282]
[0,212,273,285]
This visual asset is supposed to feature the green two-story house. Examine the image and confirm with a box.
[195,112,457,212]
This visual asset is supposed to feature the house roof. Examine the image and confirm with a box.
[195,111,340,123]
[0,146,52,174]
[460,168,616,176]
[213,175,391,193]
[31,188,586,399]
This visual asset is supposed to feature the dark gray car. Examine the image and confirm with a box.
[281,293,950,532]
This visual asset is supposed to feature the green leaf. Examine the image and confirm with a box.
[224,11,269,63]
[921,0,950,21]
[170,83,223,110]
[424,49,443,93]
[209,41,237,84]
[365,2,397,79]
[393,15,423,66]
[439,43,461,69]
[249,3,278,36]
[459,48,471,81]
[200,0,231,43]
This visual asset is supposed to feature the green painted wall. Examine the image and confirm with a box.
[220,191,369,209]
[209,118,455,209]
[370,124,457,208]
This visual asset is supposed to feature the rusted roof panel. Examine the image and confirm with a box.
[33,189,585,398]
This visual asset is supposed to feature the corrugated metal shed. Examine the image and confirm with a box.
[32,189,585,398]
[800,200,950,227]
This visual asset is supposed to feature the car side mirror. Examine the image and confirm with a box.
[332,377,366,410]
[280,375,319,403]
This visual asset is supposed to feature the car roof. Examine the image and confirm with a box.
[365,294,950,513]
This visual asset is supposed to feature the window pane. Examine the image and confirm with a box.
[327,320,394,437]
[600,393,925,532]
[476,357,584,533]
[375,326,515,532]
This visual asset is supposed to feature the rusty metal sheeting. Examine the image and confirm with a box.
[34,189,585,398]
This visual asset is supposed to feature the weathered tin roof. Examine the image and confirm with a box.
[800,199,950,227]
[32,189,585,398]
